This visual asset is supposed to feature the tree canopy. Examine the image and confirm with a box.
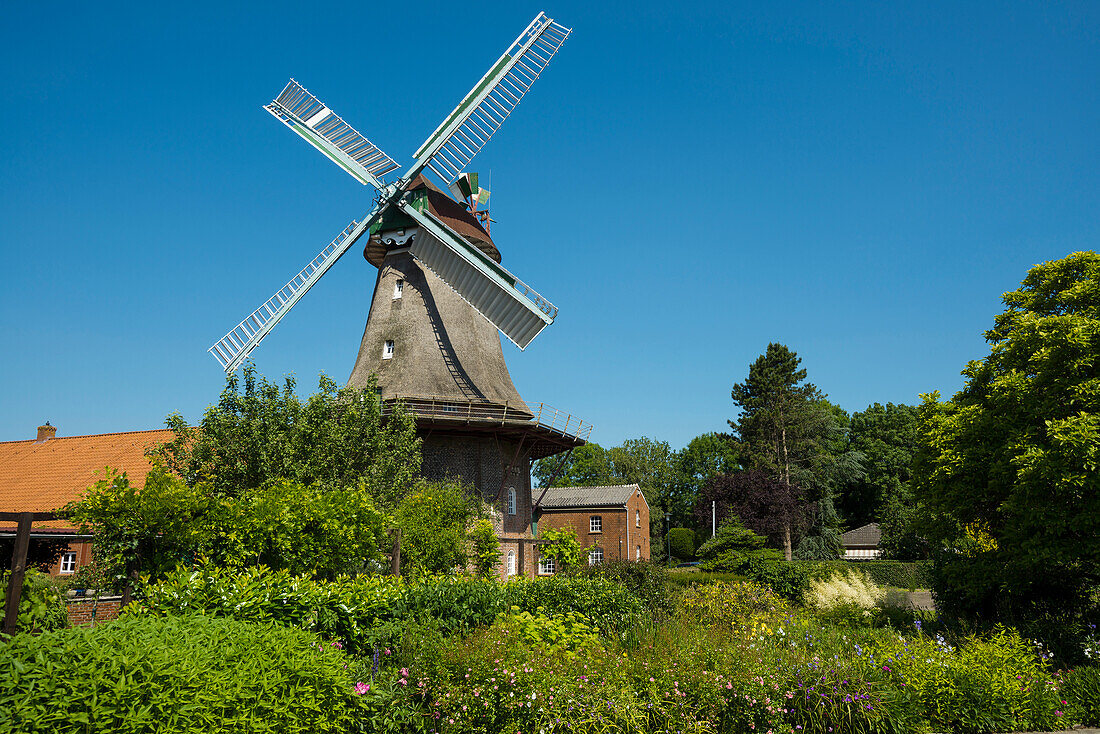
[913,252,1100,656]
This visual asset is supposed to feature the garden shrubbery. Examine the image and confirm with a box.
[0,569,67,634]
[798,559,931,590]
[0,614,368,734]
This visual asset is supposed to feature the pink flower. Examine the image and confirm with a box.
[1056,711,1063,717]
[354,682,370,695]
[400,668,410,677]
[384,648,391,655]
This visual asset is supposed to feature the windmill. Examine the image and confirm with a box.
[208,12,571,373]
[206,12,589,578]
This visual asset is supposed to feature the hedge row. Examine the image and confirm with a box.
[796,560,932,590]
[133,562,646,652]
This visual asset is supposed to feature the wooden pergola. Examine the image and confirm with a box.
[1,511,59,635]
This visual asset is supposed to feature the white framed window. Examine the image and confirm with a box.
[59,552,77,574]
[538,555,555,575]
[636,545,642,560]
[588,546,603,566]
[383,340,395,359]
[506,550,516,576]
[507,487,516,515]
[393,279,404,299]
[589,515,602,533]
[636,509,641,528]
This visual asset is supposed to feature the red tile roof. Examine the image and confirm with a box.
[0,429,172,530]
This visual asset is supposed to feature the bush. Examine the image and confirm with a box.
[666,527,697,561]
[0,569,67,634]
[136,562,646,651]
[798,559,931,590]
[567,560,673,617]
[1065,666,1100,726]
[0,614,369,733]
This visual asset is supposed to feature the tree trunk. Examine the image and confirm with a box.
[782,522,792,562]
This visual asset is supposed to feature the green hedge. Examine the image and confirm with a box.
[797,560,932,590]
[0,615,367,734]
[135,562,646,651]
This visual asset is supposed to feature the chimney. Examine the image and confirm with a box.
[36,422,57,442]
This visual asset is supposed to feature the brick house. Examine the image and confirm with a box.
[0,424,169,578]
[534,484,650,573]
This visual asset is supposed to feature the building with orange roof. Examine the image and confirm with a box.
[0,423,171,577]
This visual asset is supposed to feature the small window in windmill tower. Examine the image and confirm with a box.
[383,340,395,359]
[636,545,642,560]
[507,551,516,576]
[507,487,517,515]
[590,515,602,533]
[393,280,404,299]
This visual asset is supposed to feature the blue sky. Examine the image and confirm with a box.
[1,0,1097,450]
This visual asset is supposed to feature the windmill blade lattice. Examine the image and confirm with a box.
[413,13,571,184]
[398,201,556,350]
[208,216,376,372]
[266,80,401,189]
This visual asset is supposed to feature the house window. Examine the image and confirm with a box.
[383,340,394,359]
[539,555,555,575]
[636,545,642,560]
[589,515,602,533]
[636,509,641,528]
[393,279,404,299]
[588,546,603,566]
[507,487,516,515]
[59,552,77,574]
[506,550,516,576]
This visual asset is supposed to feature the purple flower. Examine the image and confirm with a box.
[354,682,370,695]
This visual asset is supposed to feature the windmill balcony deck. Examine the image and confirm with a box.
[381,396,591,459]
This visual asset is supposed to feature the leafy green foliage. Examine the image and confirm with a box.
[1065,665,1100,726]
[666,527,698,561]
[0,614,367,734]
[841,403,925,558]
[914,252,1100,660]
[153,366,420,507]
[538,526,583,573]
[467,518,500,577]
[797,559,932,590]
[0,569,67,633]
[219,479,388,579]
[395,481,481,576]
[696,516,771,570]
[494,606,599,656]
[566,560,674,617]
[63,467,215,588]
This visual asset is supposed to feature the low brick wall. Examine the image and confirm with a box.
[66,596,122,627]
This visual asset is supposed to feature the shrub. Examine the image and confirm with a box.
[666,527,697,561]
[0,569,68,634]
[805,570,885,627]
[567,560,673,617]
[1065,666,1100,726]
[679,579,792,629]
[0,614,369,733]
[505,574,645,635]
[797,559,931,590]
[494,606,599,656]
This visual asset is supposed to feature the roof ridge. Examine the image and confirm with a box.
[0,428,173,445]
[552,483,639,489]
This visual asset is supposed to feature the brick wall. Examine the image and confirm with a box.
[66,596,122,627]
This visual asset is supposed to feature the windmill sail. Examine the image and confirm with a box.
[397,201,555,349]
[413,13,571,185]
[209,216,376,372]
[267,80,400,189]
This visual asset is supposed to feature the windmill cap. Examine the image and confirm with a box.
[364,175,499,268]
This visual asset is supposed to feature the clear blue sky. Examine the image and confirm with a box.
[1,1,1097,450]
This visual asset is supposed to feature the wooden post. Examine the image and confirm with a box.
[390,528,402,577]
[3,513,33,636]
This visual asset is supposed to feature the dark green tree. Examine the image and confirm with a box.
[914,252,1100,658]
[731,344,854,559]
[696,516,781,572]
[532,443,613,489]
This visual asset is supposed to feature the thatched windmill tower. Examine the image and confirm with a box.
[206,14,588,576]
